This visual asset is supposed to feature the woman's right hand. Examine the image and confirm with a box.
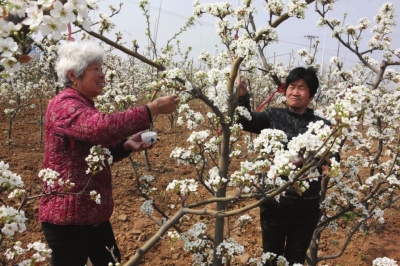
[236,78,248,97]
[147,94,180,118]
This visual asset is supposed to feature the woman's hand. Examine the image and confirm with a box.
[236,77,248,97]
[147,94,180,118]
[123,131,155,152]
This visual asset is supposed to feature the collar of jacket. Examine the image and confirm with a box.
[65,87,95,106]
[285,106,314,118]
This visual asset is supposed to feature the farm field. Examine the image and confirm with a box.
[1,0,400,265]
[1,99,399,266]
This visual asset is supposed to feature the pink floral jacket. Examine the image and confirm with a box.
[39,88,150,225]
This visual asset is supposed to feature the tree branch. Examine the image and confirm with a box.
[80,27,165,71]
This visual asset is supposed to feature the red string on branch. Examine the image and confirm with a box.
[150,89,160,102]
[67,23,75,42]
[254,83,286,112]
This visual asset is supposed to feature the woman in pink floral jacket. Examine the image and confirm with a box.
[39,41,179,266]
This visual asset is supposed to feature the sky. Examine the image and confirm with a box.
[91,0,400,71]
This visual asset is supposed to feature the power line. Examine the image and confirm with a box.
[111,0,396,57]
[278,39,387,54]
[304,35,318,53]
[125,0,214,27]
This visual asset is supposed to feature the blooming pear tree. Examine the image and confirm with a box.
[0,161,52,265]
[0,40,61,151]
[0,144,116,265]
[304,2,400,264]
[1,0,400,266]
[1,65,37,154]
[129,1,400,265]
[25,51,59,142]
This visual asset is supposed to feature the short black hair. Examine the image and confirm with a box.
[285,67,319,98]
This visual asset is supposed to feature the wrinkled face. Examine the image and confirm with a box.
[285,79,313,114]
[74,61,105,100]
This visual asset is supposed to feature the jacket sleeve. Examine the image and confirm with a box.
[109,140,132,163]
[237,92,270,134]
[49,93,151,147]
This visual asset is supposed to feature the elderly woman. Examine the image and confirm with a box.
[39,41,179,266]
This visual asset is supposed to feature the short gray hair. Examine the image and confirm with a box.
[55,41,104,87]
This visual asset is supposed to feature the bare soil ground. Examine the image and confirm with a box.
[1,99,399,265]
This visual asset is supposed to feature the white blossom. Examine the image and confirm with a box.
[141,200,154,216]
[372,257,398,266]
[89,190,101,204]
[85,145,113,175]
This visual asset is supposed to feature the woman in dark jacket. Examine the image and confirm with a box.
[238,67,339,265]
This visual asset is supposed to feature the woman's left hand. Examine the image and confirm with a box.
[123,131,155,152]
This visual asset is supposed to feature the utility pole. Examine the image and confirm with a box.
[337,13,347,57]
[321,28,327,75]
[304,35,318,53]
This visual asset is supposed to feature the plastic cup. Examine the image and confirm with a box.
[141,131,157,145]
